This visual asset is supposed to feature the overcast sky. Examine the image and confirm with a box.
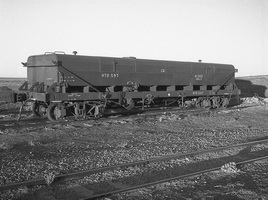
[0,0,267,77]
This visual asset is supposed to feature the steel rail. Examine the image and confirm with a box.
[1,138,268,192]
[0,109,31,114]
[0,103,256,127]
[84,155,268,200]
[0,117,43,124]
[0,105,217,129]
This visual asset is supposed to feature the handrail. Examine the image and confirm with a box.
[45,51,66,55]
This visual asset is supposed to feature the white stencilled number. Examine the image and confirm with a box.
[111,74,119,78]
[102,73,119,78]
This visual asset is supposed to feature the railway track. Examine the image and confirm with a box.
[86,156,268,200]
[0,109,31,115]
[0,104,255,130]
[1,138,268,199]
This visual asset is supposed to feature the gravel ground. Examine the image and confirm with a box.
[0,98,268,199]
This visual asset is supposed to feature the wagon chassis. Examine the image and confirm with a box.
[18,82,235,121]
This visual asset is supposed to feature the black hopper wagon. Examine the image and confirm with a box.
[8,52,240,121]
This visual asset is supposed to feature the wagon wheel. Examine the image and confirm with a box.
[197,98,211,109]
[32,102,48,118]
[201,99,211,109]
[196,97,203,108]
[47,103,64,121]
[211,96,221,109]
[221,97,229,108]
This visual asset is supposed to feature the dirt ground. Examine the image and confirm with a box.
[0,76,268,200]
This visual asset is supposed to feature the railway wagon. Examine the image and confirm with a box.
[16,52,240,121]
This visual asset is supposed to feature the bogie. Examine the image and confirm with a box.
[47,103,66,121]
[32,102,48,118]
